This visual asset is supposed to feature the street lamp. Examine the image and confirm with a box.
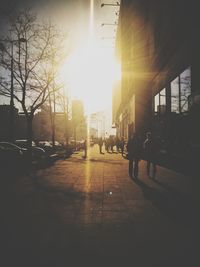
[101,2,120,7]
[0,37,27,141]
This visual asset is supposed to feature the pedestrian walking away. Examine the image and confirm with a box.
[120,136,125,156]
[83,139,87,158]
[143,132,159,178]
[98,137,103,154]
[127,132,142,179]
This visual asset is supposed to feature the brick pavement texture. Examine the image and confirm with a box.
[0,145,200,267]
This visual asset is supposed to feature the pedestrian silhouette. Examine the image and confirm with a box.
[83,139,87,158]
[143,132,158,178]
[105,138,109,152]
[98,137,103,154]
[110,136,114,153]
[120,136,125,156]
[115,136,120,153]
[127,132,142,179]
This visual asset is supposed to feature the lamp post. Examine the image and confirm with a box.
[0,37,27,141]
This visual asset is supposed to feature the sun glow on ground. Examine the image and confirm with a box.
[61,41,121,114]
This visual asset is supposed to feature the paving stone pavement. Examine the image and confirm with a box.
[0,145,200,267]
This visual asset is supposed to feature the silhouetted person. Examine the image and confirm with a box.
[143,132,158,178]
[83,139,87,158]
[127,132,142,178]
[98,137,103,154]
[120,136,125,156]
[116,136,120,152]
[105,138,109,152]
[110,136,114,153]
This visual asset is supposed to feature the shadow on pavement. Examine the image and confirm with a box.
[67,157,123,165]
[132,177,200,228]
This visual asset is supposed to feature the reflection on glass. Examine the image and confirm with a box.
[160,88,166,105]
[154,94,159,112]
[180,67,191,112]
[171,77,179,113]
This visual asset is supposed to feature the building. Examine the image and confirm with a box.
[72,100,87,141]
[33,107,73,143]
[112,80,121,137]
[0,104,73,143]
[113,0,200,161]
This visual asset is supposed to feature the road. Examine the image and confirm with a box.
[0,145,199,267]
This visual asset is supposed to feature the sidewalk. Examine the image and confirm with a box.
[0,144,199,267]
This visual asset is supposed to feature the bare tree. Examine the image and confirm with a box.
[0,9,65,158]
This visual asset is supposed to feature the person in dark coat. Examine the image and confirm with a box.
[143,132,158,178]
[120,136,125,156]
[83,139,87,158]
[127,132,142,179]
[115,136,120,152]
[98,137,103,154]
[105,138,109,152]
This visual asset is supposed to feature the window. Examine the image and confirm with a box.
[171,77,179,113]
[154,88,166,114]
[170,67,191,113]
[180,67,191,112]
[154,93,159,112]
[160,88,166,106]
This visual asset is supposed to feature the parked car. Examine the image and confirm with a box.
[14,140,49,164]
[31,146,49,164]
[49,140,62,147]
[68,139,76,151]
[0,141,26,168]
[0,141,26,154]
[38,141,54,154]
[76,140,85,150]
[14,139,36,148]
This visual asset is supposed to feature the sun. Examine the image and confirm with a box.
[60,41,121,114]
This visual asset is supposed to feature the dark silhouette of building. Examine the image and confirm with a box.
[0,104,73,143]
[113,0,200,168]
[0,105,18,141]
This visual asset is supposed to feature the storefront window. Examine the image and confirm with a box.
[160,88,166,105]
[180,67,191,112]
[171,67,191,113]
[171,77,179,113]
[154,89,166,114]
[154,93,159,112]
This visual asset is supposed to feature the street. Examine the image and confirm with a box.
[0,145,199,267]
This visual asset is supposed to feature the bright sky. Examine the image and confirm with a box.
[0,0,121,115]
[57,0,121,115]
[61,40,120,114]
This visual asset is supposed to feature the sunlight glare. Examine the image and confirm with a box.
[62,42,121,114]
[59,0,121,115]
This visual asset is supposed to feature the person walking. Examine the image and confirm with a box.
[83,139,87,158]
[116,136,120,153]
[127,132,142,179]
[105,138,109,153]
[143,132,158,178]
[98,137,103,154]
[120,136,125,156]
